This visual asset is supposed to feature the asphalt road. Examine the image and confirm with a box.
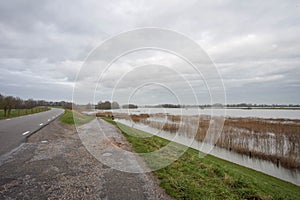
[0,108,65,156]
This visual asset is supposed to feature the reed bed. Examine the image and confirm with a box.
[97,111,300,169]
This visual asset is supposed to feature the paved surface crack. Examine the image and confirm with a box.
[0,118,173,200]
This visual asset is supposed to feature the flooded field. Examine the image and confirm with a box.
[95,108,300,186]
[100,107,300,119]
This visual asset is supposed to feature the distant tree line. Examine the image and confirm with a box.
[122,104,138,109]
[225,103,300,108]
[0,93,73,117]
[95,101,139,109]
[144,103,300,108]
[97,101,120,109]
[146,104,181,108]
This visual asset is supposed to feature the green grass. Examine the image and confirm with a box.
[0,106,50,120]
[60,109,95,125]
[102,117,300,200]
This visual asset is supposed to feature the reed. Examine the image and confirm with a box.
[108,112,300,169]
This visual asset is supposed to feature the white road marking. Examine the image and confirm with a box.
[48,119,50,121]
[39,123,43,126]
[6,119,11,120]
[22,131,30,136]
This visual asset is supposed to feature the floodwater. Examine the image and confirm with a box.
[115,118,300,186]
[106,107,300,119]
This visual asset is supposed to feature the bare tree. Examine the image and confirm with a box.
[4,96,15,117]
[0,94,4,116]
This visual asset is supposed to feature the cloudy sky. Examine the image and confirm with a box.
[0,0,300,105]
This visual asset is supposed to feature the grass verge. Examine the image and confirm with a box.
[102,117,300,200]
[0,106,50,120]
[60,109,95,125]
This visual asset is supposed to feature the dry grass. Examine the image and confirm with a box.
[167,115,181,122]
[95,111,112,117]
[130,114,150,122]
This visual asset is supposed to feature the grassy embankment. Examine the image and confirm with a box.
[60,109,95,125]
[103,117,300,200]
[0,106,50,120]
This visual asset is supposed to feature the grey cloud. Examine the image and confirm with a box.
[0,0,299,104]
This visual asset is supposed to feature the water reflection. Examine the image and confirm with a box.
[116,118,300,186]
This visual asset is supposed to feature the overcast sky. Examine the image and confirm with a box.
[0,0,300,104]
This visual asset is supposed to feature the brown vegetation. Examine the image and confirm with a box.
[130,114,150,122]
[109,113,300,169]
[96,112,113,117]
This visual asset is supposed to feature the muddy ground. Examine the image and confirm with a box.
[0,119,172,200]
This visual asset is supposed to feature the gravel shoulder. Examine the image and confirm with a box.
[0,118,173,200]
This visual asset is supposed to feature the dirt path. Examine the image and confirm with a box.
[0,118,172,200]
